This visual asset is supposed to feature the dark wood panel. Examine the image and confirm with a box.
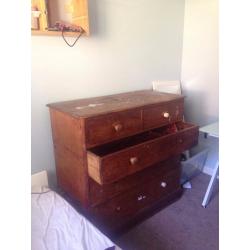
[63,187,183,238]
[176,123,199,152]
[47,90,196,234]
[49,109,89,207]
[89,157,180,207]
[85,109,142,147]
[143,99,184,129]
[110,188,183,237]
[49,109,85,156]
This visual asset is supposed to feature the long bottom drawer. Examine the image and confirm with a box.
[89,167,181,230]
[89,156,180,206]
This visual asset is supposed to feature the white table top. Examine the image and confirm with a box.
[199,122,219,138]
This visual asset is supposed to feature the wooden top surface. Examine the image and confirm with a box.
[47,90,184,118]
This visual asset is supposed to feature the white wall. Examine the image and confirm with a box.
[181,0,218,173]
[31,0,185,186]
[181,0,218,125]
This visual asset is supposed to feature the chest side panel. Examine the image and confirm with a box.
[49,109,89,206]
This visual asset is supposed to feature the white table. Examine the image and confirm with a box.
[199,122,219,207]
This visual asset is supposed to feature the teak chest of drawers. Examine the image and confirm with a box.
[47,90,199,235]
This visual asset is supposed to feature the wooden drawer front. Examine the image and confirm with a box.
[90,167,181,228]
[143,100,184,129]
[89,157,180,207]
[85,109,142,147]
[176,124,199,152]
[87,122,198,185]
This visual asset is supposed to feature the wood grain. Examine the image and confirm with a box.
[87,122,198,184]
[49,109,89,207]
[143,99,184,129]
[47,90,184,118]
[89,157,180,206]
[89,167,181,231]
[47,90,198,234]
[54,145,89,206]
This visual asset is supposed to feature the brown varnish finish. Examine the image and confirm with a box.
[89,157,180,207]
[90,167,181,232]
[47,90,198,235]
[87,121,198,184]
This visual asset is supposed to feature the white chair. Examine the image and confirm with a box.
[152,80,191,189]
[152,80,182,95]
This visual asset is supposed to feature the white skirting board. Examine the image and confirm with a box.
[31,170,49,187]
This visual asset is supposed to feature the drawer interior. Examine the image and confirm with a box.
[89,121,195,157]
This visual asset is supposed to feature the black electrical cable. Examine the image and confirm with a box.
[61,27,84,47]
[31,190,52,195]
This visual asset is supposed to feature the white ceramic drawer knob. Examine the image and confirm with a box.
[161,182,167,188]
[130,157,138,165]
[137,195,143,201]
[137,195,146,201]
[113,123,122,132]
[163,112,170,118]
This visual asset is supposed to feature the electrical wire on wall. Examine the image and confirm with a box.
[62,27,84,47]
[49,21,84,47]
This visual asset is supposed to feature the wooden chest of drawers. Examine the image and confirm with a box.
[47,90,198,234]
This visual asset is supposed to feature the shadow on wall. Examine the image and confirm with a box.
[88,0,99,36]
[88,0,109,37]
[181,88,219,175]
[182,88,218,126]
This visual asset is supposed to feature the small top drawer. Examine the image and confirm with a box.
[143,99,184,130]
[85,109,142,147]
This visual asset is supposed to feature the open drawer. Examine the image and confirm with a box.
[87,121,199,185]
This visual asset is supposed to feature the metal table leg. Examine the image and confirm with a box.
[202,160,219,207]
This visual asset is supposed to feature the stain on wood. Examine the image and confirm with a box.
[47,89,198,234]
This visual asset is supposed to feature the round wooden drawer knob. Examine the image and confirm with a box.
[163,112,170,118]
[178,138,183,143]
[116,206,121,212]
[130,157,138,165]
[161,182,167,188]
[113,123,122,132]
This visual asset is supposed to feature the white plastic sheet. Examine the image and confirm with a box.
[32,190,115,250]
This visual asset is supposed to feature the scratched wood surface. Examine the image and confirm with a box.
[47,90,198,235]
[47,90,184,118]
[87,122,198,185]
[89,167,181,232]
[89,157,180,207]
